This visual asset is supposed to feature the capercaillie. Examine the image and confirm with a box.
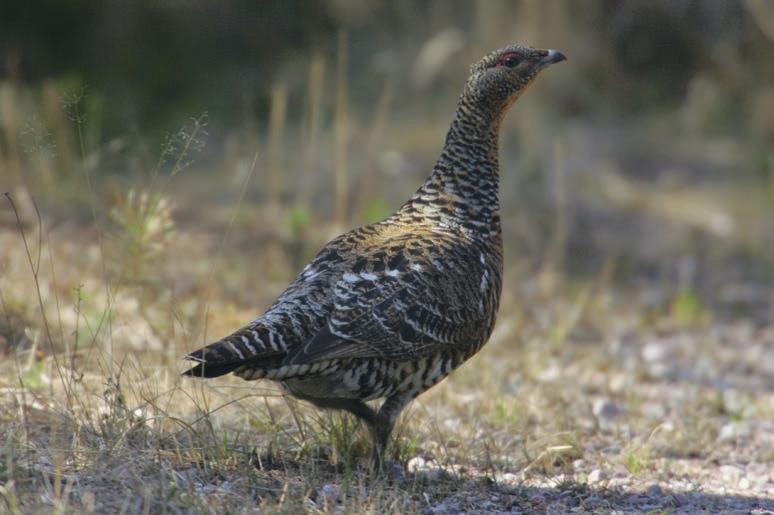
[183,44,566,468]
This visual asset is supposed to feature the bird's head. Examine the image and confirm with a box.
[461,44,566,127]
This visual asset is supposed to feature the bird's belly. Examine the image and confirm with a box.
[282,358,392,400]
[282,351,468,403]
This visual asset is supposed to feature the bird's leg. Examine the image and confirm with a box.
[300,397,378,427]
[297,397,379,460]
[330,399,379,428]
[370,394,412,473]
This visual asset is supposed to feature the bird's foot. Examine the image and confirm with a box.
[368,452,405,482]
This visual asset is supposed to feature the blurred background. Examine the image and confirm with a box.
[1,0,773,346]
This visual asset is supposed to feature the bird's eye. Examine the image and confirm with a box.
[497,53,520,68]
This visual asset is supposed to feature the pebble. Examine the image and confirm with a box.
[717,421,751,442]
[592,399,625,433]
[641,402,666,420]
[443,418,461,430]
[407,456,425,470]
[422,502,448,515]
[593,398,623,420]
[497,472,518,484]
[718,423,735,442]
[722,389,747,414]
[646,484,663,497]
[388,461,406,482]
[319,483,341,505]
[607,477,631,487]
[408,456,443,481]
[642,341,669,362]
[588,469,607,484]
[718,465,742,484]
[538,364,561,381]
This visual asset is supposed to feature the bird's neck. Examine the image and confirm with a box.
[401,103,503,237]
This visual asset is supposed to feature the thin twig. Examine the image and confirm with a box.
[4,192,72,407]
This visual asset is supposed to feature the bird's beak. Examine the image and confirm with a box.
[536,49,567,70]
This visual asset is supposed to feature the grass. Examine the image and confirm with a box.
[623,444,650,476]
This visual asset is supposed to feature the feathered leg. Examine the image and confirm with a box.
[370,394,412,472]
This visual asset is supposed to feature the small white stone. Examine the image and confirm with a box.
[718,423,737,442]
[718,465,742,484]
[407,456,443,481]
[498,472,518,484]
[607,477,630,487]
[443,418,461,430]
[722,389,746,414]
[407,456,428,473]
[642,342,668,362]
[537,364,561,381]
[587,469,607,483]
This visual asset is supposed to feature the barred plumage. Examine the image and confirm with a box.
[183,44,566,468]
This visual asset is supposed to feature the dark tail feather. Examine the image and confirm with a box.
[182,326,289,378]
[182,353,287,378]
[181,325,285,379]
[182,361,244,378]
[181,343,245,378]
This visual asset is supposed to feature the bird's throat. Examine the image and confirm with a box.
[402,110,502,236]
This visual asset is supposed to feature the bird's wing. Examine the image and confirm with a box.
[287,237,493,364]
[182,237,351,377]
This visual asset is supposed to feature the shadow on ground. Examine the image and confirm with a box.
[502,484,774,514]
[395,476,774,513]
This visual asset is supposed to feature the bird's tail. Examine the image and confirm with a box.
[181,325,284,378]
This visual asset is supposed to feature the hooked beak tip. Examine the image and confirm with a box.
[544,49,567,65]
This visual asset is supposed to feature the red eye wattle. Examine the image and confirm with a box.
[496,52,521,68]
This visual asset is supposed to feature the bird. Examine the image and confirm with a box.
[183,44,566,469]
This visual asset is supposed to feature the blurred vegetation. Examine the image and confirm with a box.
[2,1,773,134]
